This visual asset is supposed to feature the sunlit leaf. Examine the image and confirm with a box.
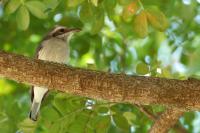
[5,0,21,14]
[25,0,47,19]
[189,46,200,75]
[43,0,59,12]
[16,6,30,30]
[113,114,130,131]
[18,118,37,133]
[133,10,148,38]
[122,1,138,22]
[103,0,116,19]
[67,0,84,7]
[118,0,132,5]
[0,112,8,123]
[0,79,16,95]
[136,61,149,75]
[160,67,174,78]
[123,112,136,124]
[146,6,169,31]
[91,0,98,6]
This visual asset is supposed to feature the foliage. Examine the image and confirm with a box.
[0,0,200,133]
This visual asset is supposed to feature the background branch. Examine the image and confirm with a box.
[135,104,157,121]
[149,107,185,133]
[136,105,187,133]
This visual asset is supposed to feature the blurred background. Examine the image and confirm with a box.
[0,0,200,132]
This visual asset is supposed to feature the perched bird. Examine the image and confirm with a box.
[29,25,80,121]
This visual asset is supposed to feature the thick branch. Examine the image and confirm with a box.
[0,51,200,109]
[149,107,185,133]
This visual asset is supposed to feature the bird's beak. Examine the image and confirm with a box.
[65,28,81,33]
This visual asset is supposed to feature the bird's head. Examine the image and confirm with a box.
[47,25,81,41]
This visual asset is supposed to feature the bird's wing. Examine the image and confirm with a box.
[30,42,43,100]
[31,39,45,103]
[30,86,34,102]
[35,31,52,59]
[35,43,43,59]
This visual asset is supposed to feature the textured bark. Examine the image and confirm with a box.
[149,108,185,133]
[0,50,200,110]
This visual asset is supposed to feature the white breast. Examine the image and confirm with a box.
[38,38,69,64]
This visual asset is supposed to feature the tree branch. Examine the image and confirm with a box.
[149,107,185,133]
[135,105,187,133]
[135,104,157,121]
[0,51,200,110]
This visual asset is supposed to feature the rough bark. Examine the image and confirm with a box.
[0,50,200,110]
[135,105,187,133]
[149,107,185,133]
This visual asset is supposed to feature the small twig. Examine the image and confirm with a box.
[135,104,157,121]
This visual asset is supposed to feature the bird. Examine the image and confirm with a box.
[29,25,80,121]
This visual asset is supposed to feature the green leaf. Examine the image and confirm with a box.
[118,0,132,5]
[113,114,130,131]
[68,109,92,133]
[146,6,169,31]
[48,122,61,133]
[122,2,138,22]
[79,2,94,23]
[67,0,84,7]
[43,0,59,12]
[94,116,111,133]
[123,112,136,124]
[133,10,148,38]
[18,118,37,133]
[48,111,77,133]
[53,94,86,115]
[53,95,72,114]
[0,112,8,123]
[103,0,116,19]
[96,106,109,114]
[25,0,47,19]
[5,0,21,14]
[91,0,98,6]
[40,106,60,122]
[189,46,200,75]
[16,6,30,30]
[91,7,104,34]
[136,62,149,75]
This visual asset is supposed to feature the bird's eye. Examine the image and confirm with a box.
[59,28,65,32]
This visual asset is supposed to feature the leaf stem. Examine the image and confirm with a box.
[137,0,144,10]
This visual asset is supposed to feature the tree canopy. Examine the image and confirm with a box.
[0,0,200,133]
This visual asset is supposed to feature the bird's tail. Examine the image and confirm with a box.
[29,101,41,121]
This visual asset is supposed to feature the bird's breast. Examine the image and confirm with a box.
[38,38,69,63]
